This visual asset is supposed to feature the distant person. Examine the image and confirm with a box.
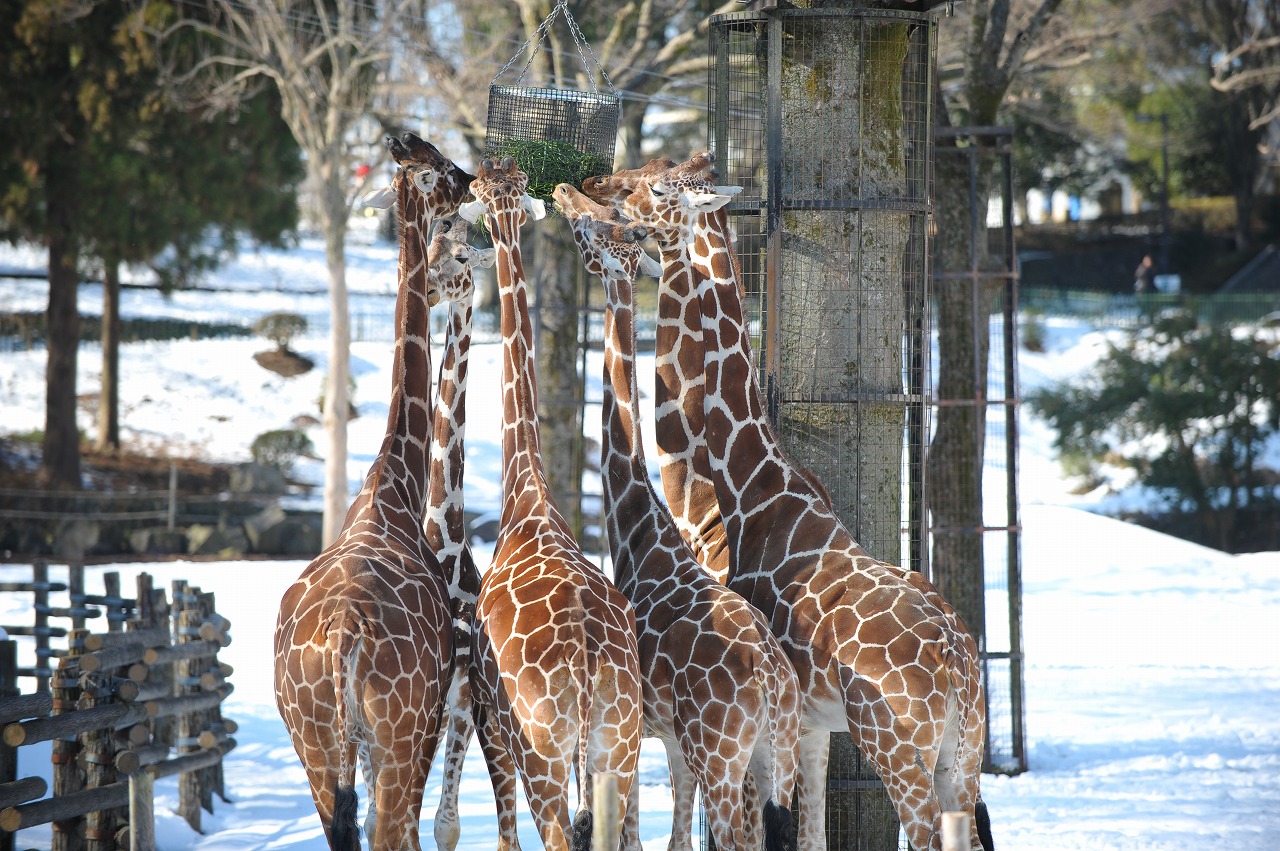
[1134,254,1156,294]
[1134,254,1158,319]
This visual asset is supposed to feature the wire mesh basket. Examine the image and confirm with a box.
[483,1,619,201]
[484,85,619,200]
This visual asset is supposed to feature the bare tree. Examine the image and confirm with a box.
[1209,0,1280,130]
[929,0,1070,647]
[148,0,417,544]
[401,0,735,530]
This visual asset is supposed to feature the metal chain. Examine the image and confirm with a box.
[490,0,616,94]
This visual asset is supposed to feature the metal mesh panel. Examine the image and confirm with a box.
[709,8,936,850]
[930,128,1027,775]
[484,85,619,197]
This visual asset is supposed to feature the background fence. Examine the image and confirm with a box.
[0,564,235,851]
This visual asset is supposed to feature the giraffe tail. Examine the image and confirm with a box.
[764,799,794,851]
[757,652,795,851]
[571,597,595,851]
[328,618,362,851]
[976,798,995,850]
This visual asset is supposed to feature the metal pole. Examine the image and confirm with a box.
[1159,113,1171,275]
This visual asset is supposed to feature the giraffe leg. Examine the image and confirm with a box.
[519,754,574,851]
[433,664,473,851]
[662,738,697,851]
[474,685,524,851]
[795,729,830,851]
[368,753,428,851]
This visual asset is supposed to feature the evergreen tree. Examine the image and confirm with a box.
[1029,313,1280,550]
[0,1,301,476]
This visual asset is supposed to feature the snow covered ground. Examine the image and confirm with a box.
[1,228,1278,849]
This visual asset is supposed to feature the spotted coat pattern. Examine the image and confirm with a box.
[555,182,802,851]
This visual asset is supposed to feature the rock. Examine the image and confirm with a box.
[251,514,322,556]
[229,463,288,496]
[129,527,186,555]
[187,524,250,557]
[53,518,99,560]
[253,348,314,377]
[243,503,287,551]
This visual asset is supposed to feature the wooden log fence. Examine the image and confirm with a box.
[0,568,237,851]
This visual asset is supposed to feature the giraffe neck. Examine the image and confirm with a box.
[347,202,435,532]
[488,209,557,533]
[653,239,731,581]
[691,209,824,559]
[599,262,663,594]
[424,293,476,601]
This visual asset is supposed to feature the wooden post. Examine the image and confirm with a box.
[590,774,619,851]
[173,583,201,832]
[199,592,225,805]
[0,641,17,851]
[127,772,155,851]
[33,561,50,694]
[102,574,121,634]
[51,633,86,851]
[68,564,86,633]
[167,465,177,532]
[80,672,118,851]
[941,811,971,851]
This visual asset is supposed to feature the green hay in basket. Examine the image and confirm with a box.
[488,138,613,203]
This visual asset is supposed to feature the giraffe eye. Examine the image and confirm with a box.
[651,184,667,198]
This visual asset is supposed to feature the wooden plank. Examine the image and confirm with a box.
[129,771,155,851]
[0,776,47,810]
[4,701,150,747]
[0,691,51,725]
[0,780,128,832]
[78,643,146,674]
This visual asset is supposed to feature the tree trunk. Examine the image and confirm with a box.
[532,223,587,535]
[42,176,81,490]
[96,259,121,453]
[319,162,352,547]
[928,143,1001,647]
[775,9,912,847]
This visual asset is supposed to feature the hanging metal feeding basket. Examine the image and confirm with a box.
[484,2,619,201]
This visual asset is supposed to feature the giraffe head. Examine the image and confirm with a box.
[456,157,546,230]
[427,216,495,308]
[552,183,660,281]
[581,152,737,242]
[362,133,476,223]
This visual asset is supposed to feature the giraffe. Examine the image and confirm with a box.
[583,157,734,584]
[274,132,472,851]
[584,153,993,851]
[413,217,524,851]
[457,157,643,851]
[554,182,803,851]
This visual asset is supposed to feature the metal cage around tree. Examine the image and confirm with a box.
[708,6,937,849]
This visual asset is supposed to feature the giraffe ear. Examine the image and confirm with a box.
[360,184,396,210]
[715,185,744,197]
[457,199,487,223]
[681,187,737,212]
[473,247,497,269]
[521,194,547,221]
[638,250,663,279]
